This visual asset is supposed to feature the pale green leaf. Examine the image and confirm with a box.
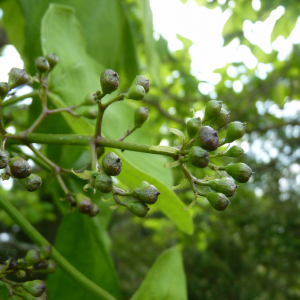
[72,169,95,180]
[149,145,179,155]
[168,127,187,142]
[164,160,181,168]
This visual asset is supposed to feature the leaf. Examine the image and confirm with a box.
[164,160,181,168]
[168,127,186,142]
[72,169,95,181]
[0,281,9,300]
[47,211,120,300]
[149,145,179,155]
[130,247,188,300]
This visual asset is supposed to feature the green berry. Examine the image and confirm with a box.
[89,203,100,217]
[81,109,98,119]
[9,156,32,179]
[209,108,231,131]
[46,259,57,273]
[100,69,119,94]
[206,177,238,197]
[188,146,209,168]
[195,126,219,152]
[22,280,46,297]
[202,100,222,123]
[126,85,145,100]
[75,193,93,214]
[187,117,202,138]
[35,56,50,73]
[132,181,160,204]
[20,174,42,192]
[25,249,41,266]
[102,152,122,176]
[81,93,96,106]
[205,192,230,211]
[224,163,254,183]
[131,75,150,93]
[223,145,244,158]
[0,82,10,99]
[94,173,113,193]
[45,53,59,70]
[17,258,28,269]
[224,121,246,143]
[8,68,28,89]
[40,245,52,260]
[124,198,150,217]
[0,150,8,169]
[134,106,148,128]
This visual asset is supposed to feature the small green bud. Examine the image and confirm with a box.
[195,126,219,152]
[132,75,150,93]
[126,85,145,100]
[9,156,32,179]
[37,259,57,273]
[207,177,238,197]
[223,145,244,158]
[75,194,93,214]
[100,69,119,94]
[209,108,231,131]
[187,117,202,138]
[0,150,8,169]
[205,192,230,211]
[81,109,98,119]
[40,245,52,260]
[188,146,209,168]
[202,100,222,123]
[45,53,59,70]
[132,181,160,204]
[8,68,29,89]
[94,173,113,193]
[134,106,148,128]
[20,174,42,192]
[224,121,246,143]
[25,249,41,266]
[88,203,100,217]
[124,198,150,217]
[22,280,46,297]
[17,258,28,269]
[102,152,122,176]
[224,163,254,183]
[81,93,96,106]
[35,57,50,73]
[46,259,57,273]
[0,82,10,99]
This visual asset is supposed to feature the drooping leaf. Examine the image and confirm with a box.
[130,247,188,300]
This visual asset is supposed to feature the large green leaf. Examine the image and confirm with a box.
[41,4,193,234]
[0,281,9,300]
[130,247,188,300]
[47,211,120,300]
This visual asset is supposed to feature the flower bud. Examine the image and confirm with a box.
[9,156,32,179]
[20,174,42,192]
[187,117,202,138]
[209,108,230,131]
[224,121,246,143]
[132,181,160,204]
[17,258,28,269]
[35,57,50,74]
[100,69,119,94]
[124,198,150,217]
[126,85,145,100]
[223,145,244,158]
[0,82,10,99]
[195,126,219,152]
[81,109,98,119]
[202,100,222,123]
[0,150,8,169]
[40,244,52,260]
[46,259,57,273]
[45,53,59,70]
[102,152,122,176]
[131,75,150,93]
[207,177,237,197]
[134,106,148,128]
[188,146,209,168]
[22,280,46,297]
[94,173,113,193]
[205,192,230,211]
[75,194,93,214]
[8,68,29,89]
[224,163,254,183]
[25,249,41,266]
[88,203,100,217]
[81,93,96,106]
[37,259,56,273]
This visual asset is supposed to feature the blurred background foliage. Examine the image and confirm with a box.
[1,0,300,299]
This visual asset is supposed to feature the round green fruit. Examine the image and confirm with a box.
[188,146,209,168]
[102,152,122,176]
[100,69,119,94]
[94,173,113,193]
[195,126,219,152]
[9,156,32,179]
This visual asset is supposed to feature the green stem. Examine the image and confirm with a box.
[94,102,105,138]
[0,196,116,300]
[2,90,40,108]
[118,127,137,141]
